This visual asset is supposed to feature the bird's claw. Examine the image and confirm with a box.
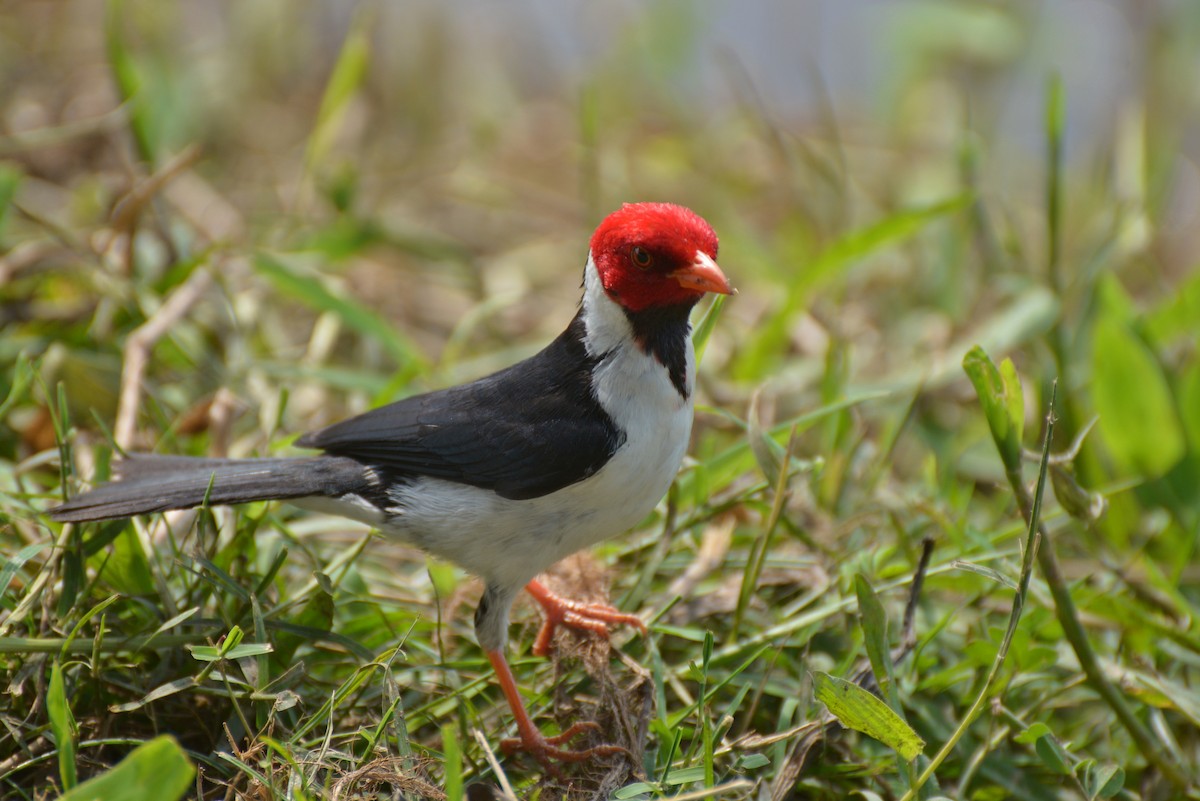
[500,721,631,776]
[526,580,647,657]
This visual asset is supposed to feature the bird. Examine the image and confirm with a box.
[49,201,733,771]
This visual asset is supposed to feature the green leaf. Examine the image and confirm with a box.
[613,783,655,799]
[807,196,971,292]
[103,0,191,164]
[1091,315,1186,476]
[1013,721,1052,745]
[110,677,196,712]
[962,346,1023,471]
[740,196,970,380]
[738,753,771,770]
[950,560,1018,591]
[677,391,887,504]
[0,162,21,237]
[0,352,37,419]
[692,293,727,363]
[854,575,894,702]
[1034,732,1072,775]
[999,357,1024,453]
[0,543,50,600]
[663,765,707,786]
[852,793,887,801]
[254,253,428,378]
[93,529,155,595]
[305,10,372,176]
[812,671,925,761]
[48,661,77,790]
[273,578,334,666]
[1084,761,1125,799]
[187,642,273,662]
[1178,362,1200,453]
[1050,464,1106,522]
[1144,267,1200,345]
[58,736,194,801]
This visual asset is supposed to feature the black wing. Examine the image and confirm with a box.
[295,312,623,501]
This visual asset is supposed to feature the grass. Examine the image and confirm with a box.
[3,2,1200,799]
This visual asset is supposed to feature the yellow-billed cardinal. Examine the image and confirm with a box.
[50,202,733,770]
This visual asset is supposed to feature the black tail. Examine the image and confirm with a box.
[49,453,376,523]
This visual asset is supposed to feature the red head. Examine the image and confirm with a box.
[590,203,732,312]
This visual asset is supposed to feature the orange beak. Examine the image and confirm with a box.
[670,251,735,296]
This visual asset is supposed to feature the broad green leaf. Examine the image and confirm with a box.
[58,736,194,801]
[999,357,1024,453]
[663,765,708,786]
[1144,268,1200,344]
[1034,732,1072,775]
[93,529,155,595]
[187,642,272,662]
[1013,721,1052,744]
[1092,316,1185,476]
[962,346,1023,471]
[1180,362,1200,453]
[812,671,925,761]
[48,661,77,789]
[1084,762,1125,799]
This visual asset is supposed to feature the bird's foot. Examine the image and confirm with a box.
[525,579,647,657]
[500,721,630,776]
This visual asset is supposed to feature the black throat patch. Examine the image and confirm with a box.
[623,303,694,399]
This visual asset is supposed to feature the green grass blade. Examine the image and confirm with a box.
[48,661,77,790]
[442,723,463,801]
[740,195,970,379]
[855,575,896,706]
[901,383,1057,799]
[254,253,429,379]
[304,10,371,179]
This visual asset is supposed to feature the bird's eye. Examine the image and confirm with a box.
[631,246,653,269]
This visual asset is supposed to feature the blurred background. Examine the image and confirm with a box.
[4,0,1198,369]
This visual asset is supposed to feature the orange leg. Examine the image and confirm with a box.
[486,649,628,773]
[524,578,647,657]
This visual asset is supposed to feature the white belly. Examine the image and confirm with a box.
[378,335,694,590]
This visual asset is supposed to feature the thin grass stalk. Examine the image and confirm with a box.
[900,385,1055,800]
